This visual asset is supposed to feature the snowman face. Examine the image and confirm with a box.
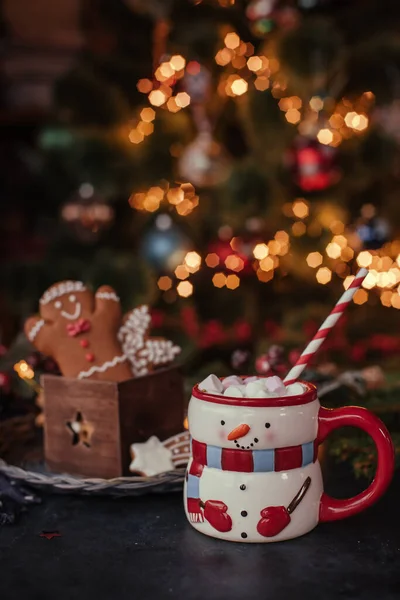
[188,396,320,449]
[40,292,93,323]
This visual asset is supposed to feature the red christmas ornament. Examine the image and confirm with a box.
[151,309,165,329]
[199,320,227,348]
[286,136,340,193]
[0,372,11,394]
[206,238,252,276]
[255,354,272,375]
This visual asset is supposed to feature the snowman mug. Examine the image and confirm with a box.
[184,379,394,543]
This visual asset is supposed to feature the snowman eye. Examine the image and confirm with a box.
[220,420,225,426]
[54,301,62,309]
[265,422,271,428]
[69,295,76,302]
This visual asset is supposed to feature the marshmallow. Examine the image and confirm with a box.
[243,376,259,384]
[255,389,274,398]
[264,376,286,396]
[198,374,224,394]
[286,382,305,396]
[222,375,244,389]
[245,380,266,398]
[224,385,245,398]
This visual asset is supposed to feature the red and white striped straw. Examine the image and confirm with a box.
[284,268,369,384]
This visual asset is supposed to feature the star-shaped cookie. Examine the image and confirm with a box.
[129,436,174,476]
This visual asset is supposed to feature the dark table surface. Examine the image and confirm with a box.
[1,464,400,600]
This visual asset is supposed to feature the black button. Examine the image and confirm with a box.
[241,510,248,517]
[241,532,247,539]
[240,484,246,490]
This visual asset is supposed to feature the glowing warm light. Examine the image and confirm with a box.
[326,242,342,259]
[292,200,309,219]
[247,56,263,72]
[212,272,227,288]
[175,265,190,280]
[341,247,354,262]
[309,96,324,112]
[177,281,193,298]
[292,222,306,236]
[268,240,281,255]
[306,252,323,268]
[232,55,246,69]
[391,294,400,309]
[231,78,248,96]
[352,114,369,132]
[137,79,153,93]
[205,253,220,268]
[317,129,334,145]
[329,220,345,234]
[259,256,274,272]
[380,290,392,307]
[129,129,145,144]
[149,90,167,107]
[224,32,240,49]
[226,273,240,290]
[14,360,34,380]
[176,92,191,108]
[225,255,244,272]
[253,243,269,260]
[142,195,160,212]
[170,55,186,71]
[285,109,301,124]
[257,269,273,282]
[316,267,332,284]
[361,203,376,219]
[254,76,270,91]
[275,231,289,244]
[140,107,156,122]
[332,235,347,248]
[343,275,355,290]
[138,121,154,136]
[166,97,181,113]
[184,251,202,271]
[361,271,377,289]
[215,48,233,66]
[183,416,189,430]
[353,289,368,305]
[357,251,373,268]
[159,62,175,79]
[158,276,172,291]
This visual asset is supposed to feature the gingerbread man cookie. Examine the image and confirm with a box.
[25,281,132,382]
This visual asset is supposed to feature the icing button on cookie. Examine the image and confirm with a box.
[85,352,95,362]
[80,339,89,348]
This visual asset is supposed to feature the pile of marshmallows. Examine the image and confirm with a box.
[198,374,305,398]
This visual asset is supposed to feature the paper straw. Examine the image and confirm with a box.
[284,268,369,384]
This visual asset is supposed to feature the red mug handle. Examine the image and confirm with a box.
[318,406,395,522]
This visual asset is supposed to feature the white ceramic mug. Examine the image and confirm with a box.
[184,378,394,543]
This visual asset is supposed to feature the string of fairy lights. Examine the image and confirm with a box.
[125,21,400,309]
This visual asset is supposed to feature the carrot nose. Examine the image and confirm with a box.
[227,424,250,441]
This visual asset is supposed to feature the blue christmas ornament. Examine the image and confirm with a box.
[139,215,189,271]
[356,217,390,250]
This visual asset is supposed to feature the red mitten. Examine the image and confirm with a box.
[203,500,232,532]
[257,506,291,538]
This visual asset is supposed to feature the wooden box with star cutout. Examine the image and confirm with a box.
[41,366,185,478]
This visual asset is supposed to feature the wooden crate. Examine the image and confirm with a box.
[42,366,185,478]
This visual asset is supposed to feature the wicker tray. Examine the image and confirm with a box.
[0,426,189,497]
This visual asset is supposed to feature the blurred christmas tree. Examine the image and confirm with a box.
[1,0,400,390]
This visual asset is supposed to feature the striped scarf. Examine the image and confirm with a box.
[186,438,317,522]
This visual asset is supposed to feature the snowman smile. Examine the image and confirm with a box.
[234,437,259,450]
